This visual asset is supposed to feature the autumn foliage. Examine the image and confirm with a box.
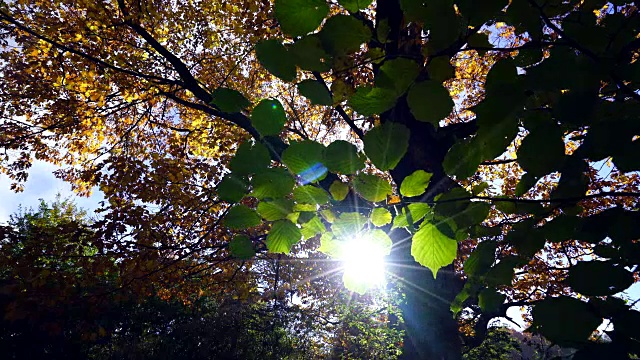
[2,0,640,358]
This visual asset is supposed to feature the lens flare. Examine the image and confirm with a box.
[341,235,386,289]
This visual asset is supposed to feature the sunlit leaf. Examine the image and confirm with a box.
[332,212,367,239]
[411,222,457,278]
[329,180,349,201]
[352,173,392,202]
[370,207,392,226]
[257,198,294,221]
[399,170,432,197]
[266,219,302,254]
[251,168,295,199]
[293,185,330,205]
[281,140,327,181]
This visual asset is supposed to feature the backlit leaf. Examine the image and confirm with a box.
[352,173,392,202]
[257,198,294,221]
[370,207,392,226]
[266,219,302,254]
[281,140,327,181]
[274,0,329,37]
[211,88,251,113]
[255,40,297,82]
[323,140,364,174]
[363,122,410,170]
[298,79,332,105]
[400,170,432,197]
[293,185,330,205]
[329,180,349,201]
[407,80,454,125]
[251,99,288,136]
[223,205,262,230]
[229,235,256,259]
[411,222,457,278]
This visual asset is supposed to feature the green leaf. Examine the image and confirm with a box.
[323,140,365,174]
[216,174,249,203]
[565,261,634,296]
[251,168,295,199]
[485,255,523,287]
[531,296,601,346]
[399,0,429,22]
[211,88,251,113]
[454,201,491,229]
[300,215,326,240]
[281,140,327,181]
[352,173,392,202]
[367,229,393,255]
[370,207,392,226]
[443,138,482,179]
[518,124,565,177]
[427,57,454,82]
[400,170,432,197]
[478,288,505,313]
[255,40,297,82]
[411,222,457,278]
[363,122,410,171]
[319,15,372,56]
[464,241,497,277]
[274,0,329,37]
[257,198,294,221]
[343,271,368,295]
[377,58,420,95]
[392,203,431,229]
[472,182,489,196]
[348,86,398,116]
[318,232,341,257]
[332,212,367,239]
[515,172,538,197]
[293,203,316,212]
[329,180,349,201]
[229,235,256,259]
[251,99,288,137]
[338,0,372,12]
[290,36,331,72]
[229,141,271,176]
[223,205,262,230]
[298,79,332,105]
[293,185,330,205]
[266,219,302,254]
[407,80,454,125]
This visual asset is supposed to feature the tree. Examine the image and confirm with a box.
[2,0,640,358]
[0,198,403,358]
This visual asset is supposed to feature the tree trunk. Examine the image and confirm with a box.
[371,0,471,357]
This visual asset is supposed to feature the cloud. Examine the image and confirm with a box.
[0,161,104,223]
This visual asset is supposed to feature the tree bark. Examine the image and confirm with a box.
[372,1,469,354]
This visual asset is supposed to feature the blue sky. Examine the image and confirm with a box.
[0,160,104,223]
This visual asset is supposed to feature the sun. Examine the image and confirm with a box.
[340,234,387,289]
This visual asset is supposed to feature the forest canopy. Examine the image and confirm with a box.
[1,0,640,358]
